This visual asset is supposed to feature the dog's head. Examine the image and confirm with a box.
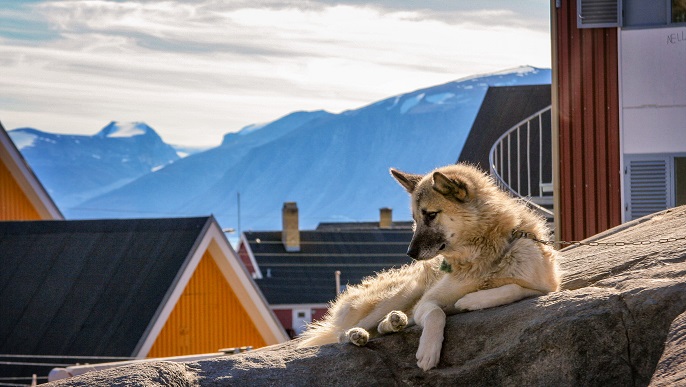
[390,165,483,260]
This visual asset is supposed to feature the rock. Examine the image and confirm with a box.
[47,207,686,386]
[48,361,197,387]
[650,311,686,386]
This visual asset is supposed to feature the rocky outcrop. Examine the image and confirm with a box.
[48,207,686,386]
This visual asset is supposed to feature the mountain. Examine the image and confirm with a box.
[8,122,180,208]
[63,110,334,220]
[68,67,551,231]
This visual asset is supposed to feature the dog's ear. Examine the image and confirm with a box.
[390,168,422,193]
[432,171,468,202]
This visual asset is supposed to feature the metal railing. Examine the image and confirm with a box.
[489,106,553,218]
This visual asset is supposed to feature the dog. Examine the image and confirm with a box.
[297,163,561,371]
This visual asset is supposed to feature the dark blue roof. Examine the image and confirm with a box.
[0,217,212,379]
[244,227,413,305]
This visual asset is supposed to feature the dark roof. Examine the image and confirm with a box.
[316,221,413,231]
[0,217,212,378]
[458,85,551,172]
[244,228,413,305]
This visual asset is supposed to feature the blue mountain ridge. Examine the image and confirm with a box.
[14,67,552,233]
[8,122,180,208]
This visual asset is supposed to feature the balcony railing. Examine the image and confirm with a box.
[489,106,553,218]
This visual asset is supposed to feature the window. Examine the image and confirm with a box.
[675,0,686,23]
[577,0,622,28]
[623,0,686,27]
[625,154,686,220]
[676,157,686,206]
[292,309,312,336]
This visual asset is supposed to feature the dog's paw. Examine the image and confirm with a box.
[378,310,408,334]
[388,310,408,331]
[344,327,369,347]
[416,339,441,371]
[454,292,488,312]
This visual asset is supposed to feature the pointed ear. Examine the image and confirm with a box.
[390,168,422,193]
[432,171,468,202]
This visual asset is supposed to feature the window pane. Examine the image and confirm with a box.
[676,157,686,206]
[674,0,686,23]
[625,0,669,26]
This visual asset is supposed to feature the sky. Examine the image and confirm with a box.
[0,0,552,147]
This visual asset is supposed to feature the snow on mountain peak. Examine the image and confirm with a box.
[456,65,540,83]
[426,92,456,105]
[400,93,425,114]
[238,122,267,136]
[8,130,38,150]
[102,122,148,138]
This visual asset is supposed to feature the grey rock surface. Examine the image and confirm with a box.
[47,206,686,386]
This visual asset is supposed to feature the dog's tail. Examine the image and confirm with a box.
[295,319,341,348]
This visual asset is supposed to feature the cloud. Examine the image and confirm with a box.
[0,0,551,146]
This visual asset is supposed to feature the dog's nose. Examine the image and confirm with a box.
[406,244,419,260]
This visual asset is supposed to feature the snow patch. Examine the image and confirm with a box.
[426,93,455,105]
[490,65,538,77]
[386,96,401,111]
[400,93,425,114]
[8,131,37,150]
[456,66,539,83]
[106,122,146,138]
[238,123,267,136]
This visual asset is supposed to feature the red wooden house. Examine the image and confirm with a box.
[238,203,413,337]
[551,0,686,241]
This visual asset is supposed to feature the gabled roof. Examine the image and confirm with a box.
[243,227,413,306]
[458,84,551,170]
[0,121,63,220]
[316,221,413,231]
[0,217,286,364]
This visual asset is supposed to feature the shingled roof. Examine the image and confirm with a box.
[0,216,285,381]
[1,217,215,352]
[243,226,413,306]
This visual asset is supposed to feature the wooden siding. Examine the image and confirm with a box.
[553,0,622,242]
[0,159,42,220]
[147,250,267,357]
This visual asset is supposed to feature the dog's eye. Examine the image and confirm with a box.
[424,211,439,221]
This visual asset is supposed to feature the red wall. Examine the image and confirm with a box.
[553,0,622,242]
[273,307,328,339]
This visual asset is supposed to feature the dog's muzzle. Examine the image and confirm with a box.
[406,236,446,260]
[406,244,420,260]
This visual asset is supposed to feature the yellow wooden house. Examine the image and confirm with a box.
[1,122,288,382]
[1,216,289,382]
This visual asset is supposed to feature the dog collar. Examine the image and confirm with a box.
[440,259,452,273]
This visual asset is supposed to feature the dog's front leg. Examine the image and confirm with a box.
[454,283,543,311]
[413,302,446,371]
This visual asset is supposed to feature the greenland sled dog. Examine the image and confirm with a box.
[297,163,560,371]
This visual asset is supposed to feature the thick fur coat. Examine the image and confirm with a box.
[297,163,561,371]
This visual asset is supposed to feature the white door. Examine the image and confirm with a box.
[292,309,312,336]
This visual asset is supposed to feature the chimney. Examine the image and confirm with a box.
[379,207,392,229]
[282,202,300,252]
